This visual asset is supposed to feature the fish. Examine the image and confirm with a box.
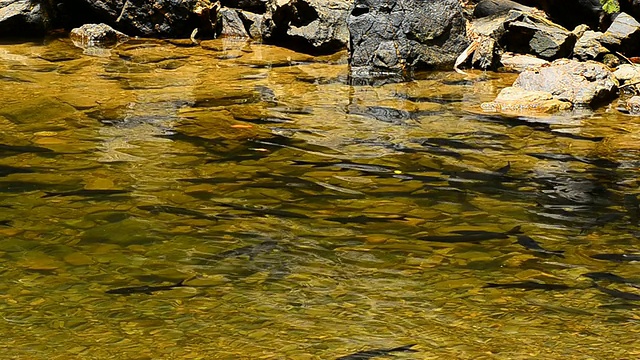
[419,225,522,243]
[0,164,37,177]
[336,344,418,360]
[43,189,129,198]
[0,220,11,226]
[193,240,280,262]
[590,253,640,262]
[0,143,54,155]
[583,272,640,289]
[212,201,310,219]
[592,283,640,301]
[325,214,407,224]
[485,281,571,291]
[106,276,194,295]
[516,235,565,257]
[138,205,227,221]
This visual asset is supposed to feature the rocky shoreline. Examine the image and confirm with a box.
[2,0,640,114]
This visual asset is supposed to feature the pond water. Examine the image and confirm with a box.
[0,36,639,359]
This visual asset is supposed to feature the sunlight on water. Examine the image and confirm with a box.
[0,36,639,359]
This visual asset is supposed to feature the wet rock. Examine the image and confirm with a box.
[627,95,640,115]
[0,0,51,36]
[499,52,548,72]
[573,30,609,61]
[481,86,572,113]
[599,12,640,53]
[70,23,129,48]
[349,0,468,76]
[58,0,219,38]
[219,7,249,38]
[262,0,350,53]
[513,59,618,106]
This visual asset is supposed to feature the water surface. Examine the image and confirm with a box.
[0,37,639,359]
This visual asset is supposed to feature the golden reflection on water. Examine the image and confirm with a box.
[0,36,639,359]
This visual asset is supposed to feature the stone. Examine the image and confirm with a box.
[473,0,533,18]
[70,23,129,48]
[572,30,609,61]
[513,59,618,106]
[502,13,576,60]
[627,95,640,115]
[0,0,51,36]
[57,0,220,38]
[262,0,350,53]
[238,10,263,38]
[219,7,249,38]
[613,64,640,82]
[499,52,548,72]
[600,12,640,53]
[481,86,572,113]
[348,0,469,76]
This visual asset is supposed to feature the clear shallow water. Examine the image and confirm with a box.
[0,36,640,359]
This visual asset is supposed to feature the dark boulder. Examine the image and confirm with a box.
[516,0,605,30]
[473,0,533,18]
[219,7,249,38]
[261,0,350,53]
[348,0,469,77]
[57,0,220,38]
[0,0,53,36]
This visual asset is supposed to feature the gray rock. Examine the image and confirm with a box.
[573,30,609,61]
[238,10,263,39]
[348,0,469,76]
[513,59,618,106]
[262,0,350,53]
[600,12,640,53]
[613,64,640,82]
[0,0,51,36]
[473,0,533,18]
[219,7,249,38]
[503,14,576,60]
[627,95,640,115]
[70,23,129,48]
[499,52,548,72]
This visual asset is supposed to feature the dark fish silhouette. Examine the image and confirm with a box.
[584,272,640,289]
[137,205,228,221]
[336,344,417,360]
[43,189,128,198]
[516,235,565,257]
[592,283,640,301]
[419,225,522,243]
[106,277,193,295]
[0,164,36,177]
[0,143,54,155]
[325,214,407,224]
[590,253,640,262]
[212,201,309,219]
[485,281,571,291]
[196,240,280,262]
[0,220,11,226]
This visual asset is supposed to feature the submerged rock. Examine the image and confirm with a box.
[348,0,468,77]
[0,0,51,36]
[513,59,618,106]
[627,95,640,115]
[481,86,572,113]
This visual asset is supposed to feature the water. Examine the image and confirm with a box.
[0,36,639,359]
